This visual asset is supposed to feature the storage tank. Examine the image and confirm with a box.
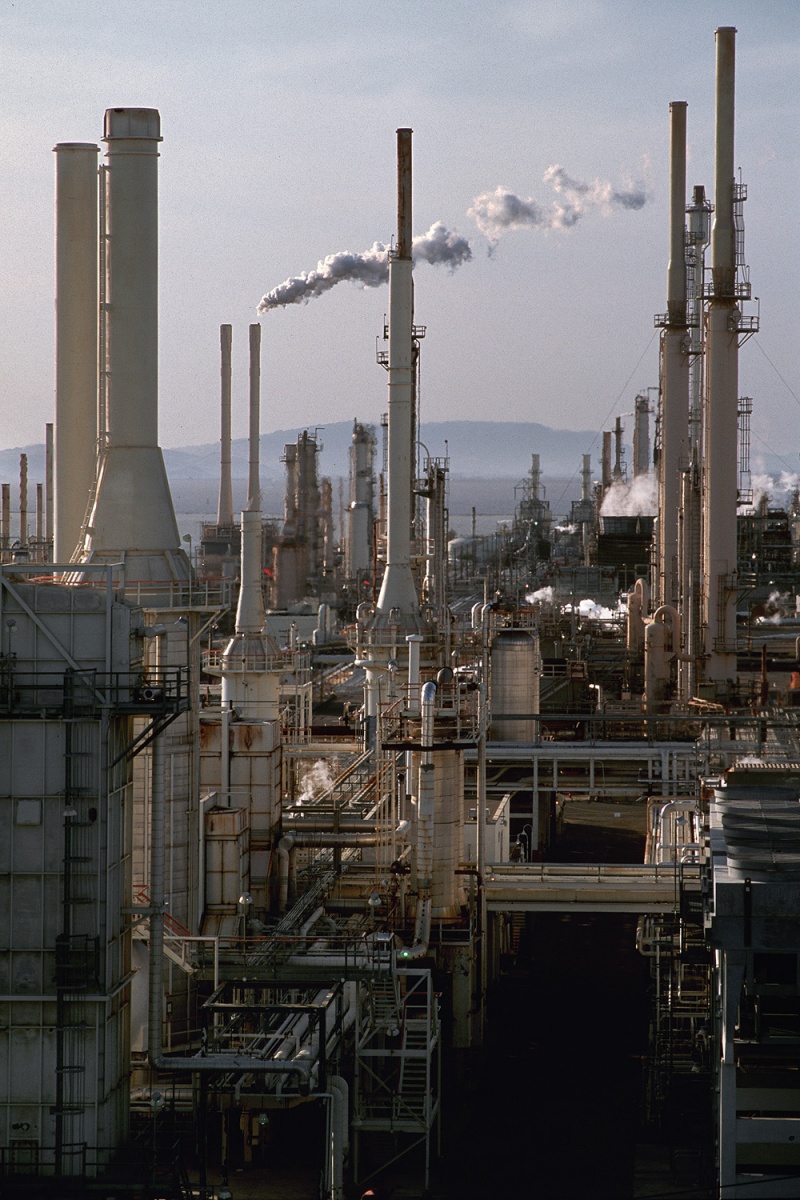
[489,629,541,741]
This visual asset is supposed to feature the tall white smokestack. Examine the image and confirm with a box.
[703,28,739,686]
[657,100,689,608]
[217,324,234,527]
[45,423,54,559]
[374,128,419,623]
[54,142,99,562]
[77,108,188,583]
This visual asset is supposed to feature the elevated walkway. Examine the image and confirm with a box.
[485,861,700,913]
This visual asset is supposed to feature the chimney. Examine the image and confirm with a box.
[374,128,419,623]
[76,108,188,584]
[54,142,100,562]
[217,324,234,527]
[702,27,740,686]
[657,99,689,607]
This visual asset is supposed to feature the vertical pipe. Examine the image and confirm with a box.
[703,27,739,685]
[148,731,166,1066]
[54,143,99,562]
[217,324,234,527]
[45,423,54,559]
[659,100,689,609]
[19,455,27,547]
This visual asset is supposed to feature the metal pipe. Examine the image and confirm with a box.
[54,142,99,562]
[217,324,234,527]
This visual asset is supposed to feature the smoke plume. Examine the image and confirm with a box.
[258,221,472,312]
[469,164,647,246]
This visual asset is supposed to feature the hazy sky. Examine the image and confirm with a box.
[1,0,798,474]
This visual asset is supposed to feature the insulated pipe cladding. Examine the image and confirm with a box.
[54,142,99,562]
[703,27,739,686]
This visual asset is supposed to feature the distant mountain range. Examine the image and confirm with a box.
[0,419,789,494]
[0,419,601,485]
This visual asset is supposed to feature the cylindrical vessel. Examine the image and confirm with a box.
[489,630,540,741]
[54,143,99,562]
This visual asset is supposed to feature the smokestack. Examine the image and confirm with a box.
[247,324,261,512]
[633,395,650,478]
[712,29,736,299]
[582,454,592,503]
[19,455,27,548]
[613,417,624,480]
[217,324,234,527]
[703,28,740,686]
[374,128,419,622]
[601,432,612,492]
[1,485,9,552]
[77,108,188,583]
[657,100,690,608]
[36,485,43,548]
[221,324,280,719]
[54,143,100,562]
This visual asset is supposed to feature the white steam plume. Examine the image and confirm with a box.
[745,471,800,513]
[258,221,472,312]
[600,474,658,518]
[469,164,647,246]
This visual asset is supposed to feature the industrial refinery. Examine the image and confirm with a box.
[2,23,800,1200]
